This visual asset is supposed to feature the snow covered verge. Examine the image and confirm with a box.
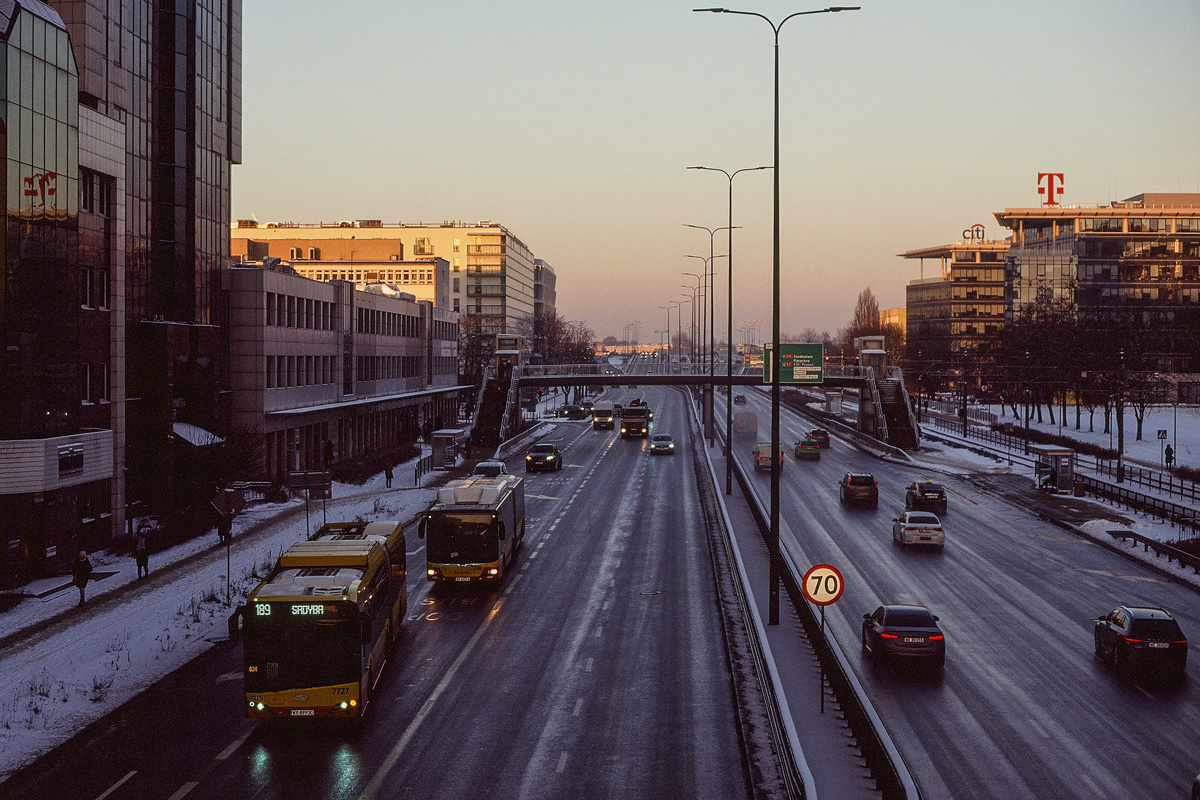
[0,465,437,782]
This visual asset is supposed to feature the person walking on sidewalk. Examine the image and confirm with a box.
[134,532,150,578]
[384,466,393,488]
[71,551,93,606]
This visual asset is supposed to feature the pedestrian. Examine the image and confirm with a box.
[1165,444,1175,468]
[71,551,93,606]
[384,466,393,488]
[134,532,150,578]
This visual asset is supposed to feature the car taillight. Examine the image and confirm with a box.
[929,634,944,640]
[1124,637,1142,644]
[880,632,899,639]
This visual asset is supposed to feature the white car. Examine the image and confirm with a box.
[472,460,508,477]
[892,511,945,549]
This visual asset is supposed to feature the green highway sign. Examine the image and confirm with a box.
[763,343,824,384]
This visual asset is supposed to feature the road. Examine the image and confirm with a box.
[2,387,753,800]
[724,387,1200,800]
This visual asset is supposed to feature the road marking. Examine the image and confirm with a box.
[1135,685,1156,700]
[572,698,583,716]
[216,728,253,760]
[503,575,524,596]
[358,600,504,800]
[585,658,593,672]
[94,771,137,800]
[556,751,569,773]
[593,625,602,638]
[215,670,240,685]
[1079,568,1169,584]
[1026,718,1050,739]
[602,600,611,611]
[406,545,425,556]
[166,782,199,800]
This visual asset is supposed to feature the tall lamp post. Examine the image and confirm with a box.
[689,165,770,492]
[659,307,673,373]
[696,4,859,625]
[670,300,686,374]
[683,272,704,370]
[686,224,737,448]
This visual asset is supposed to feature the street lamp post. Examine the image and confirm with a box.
[683,272,703,370]
[696,4,859,625]
[686,251,728,445]
[689,165,770,493]
[660,306,673,373]
[670,300,686,374]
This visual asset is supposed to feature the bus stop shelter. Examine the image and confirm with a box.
[1030,444,1074,493]
[431,428,468,468]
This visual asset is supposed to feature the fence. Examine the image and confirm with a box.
[1091,458,1200,503]
[1105,529,1200,574]
[413,454,433,486]
[1074,475,1200,539]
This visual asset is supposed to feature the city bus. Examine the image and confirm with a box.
[230,520,406,719]
[418,474,525,583]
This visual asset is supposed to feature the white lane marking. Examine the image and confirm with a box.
[216,728,253,760]
[585,658,594,673]
[358,600,505,800]
[602,600,611,611]
[166,782,199,800]
[572,698,583,716]
[406,545,425,556]
[1135,685,1156,700]
[503,575,524,596]
[1026,718,1050,739]
[215,670,240,685]
[593,625,602,638]
[94,771,137,800]
[556,751,569,774]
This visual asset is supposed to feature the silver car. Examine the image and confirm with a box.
[892,511,945,549]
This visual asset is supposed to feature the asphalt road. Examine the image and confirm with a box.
[2,387,752,800]
[725,388,1200,800]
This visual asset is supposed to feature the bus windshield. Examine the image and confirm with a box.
[244,602,359,692]
[427,513,497,563]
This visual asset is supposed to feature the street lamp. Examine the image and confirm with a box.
[686,251,728,444]
[689,165,770,493]
[676,296,692,372]
[659,306,673,373]
[686,223,737,449]
[696,4,859,626]
[670,300,686,374]
[683,272,703,369]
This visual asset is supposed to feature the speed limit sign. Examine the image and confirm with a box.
[802,564,844,606]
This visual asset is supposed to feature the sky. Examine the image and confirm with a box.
[231,1,1200,342]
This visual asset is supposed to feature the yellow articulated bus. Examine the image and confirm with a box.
[418,474,525,583]
[229,521,406,720]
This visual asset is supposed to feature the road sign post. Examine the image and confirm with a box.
[802,564,844,714]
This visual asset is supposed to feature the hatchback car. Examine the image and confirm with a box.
[578,399,595,413]
[807,428,831,449]
[905,480,948,511]
[525,442,563,472]
[471,460,508,477]
[753,442,783,471]
[794,436,821,460]
[649,433,676,455]
[1094,605,1187,679]
[892,512,945,548]
[862,605,945,668]
[838,472,878,507]
[734,394,747,405]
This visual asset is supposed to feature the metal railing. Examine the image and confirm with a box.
[1105,528,1200,573]
[1091,458,1200,503]
[1075,475,1200,539]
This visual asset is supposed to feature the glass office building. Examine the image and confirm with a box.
[996,193,1200,377]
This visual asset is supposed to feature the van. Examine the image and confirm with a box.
[592,401,615,430]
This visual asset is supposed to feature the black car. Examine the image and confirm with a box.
[862,605,945,669]
[808,428,831,449]
[525,442,563,472]
[1094,605,1187,679]
[578,399,595,413]
[733,394,747,405]
[905,480,947,511]
[838,472,878,507]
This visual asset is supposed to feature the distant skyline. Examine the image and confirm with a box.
[232,1,1200,342]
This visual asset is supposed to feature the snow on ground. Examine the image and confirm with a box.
[982,402,1200,471]
[0,459,438,782]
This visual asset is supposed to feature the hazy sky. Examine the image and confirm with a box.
[232,1,1200,343]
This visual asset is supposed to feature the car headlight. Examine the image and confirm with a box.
[546,455,555,460]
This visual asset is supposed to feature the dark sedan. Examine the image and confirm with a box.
[1094,605,1187,680]
[807,428,831,449]
[862,604,945,669]
[905,480,948,511]
[525,442,563,472]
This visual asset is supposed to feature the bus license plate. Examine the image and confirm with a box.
[291,709,315,716]
[455,577,471,582]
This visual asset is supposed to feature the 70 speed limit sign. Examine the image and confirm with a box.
[802,564,844,606]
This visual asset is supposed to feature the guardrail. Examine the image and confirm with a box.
[712,400,919,800]
[1074,475,1200,538]
[413,454,433,486]
[1105,529,1200,574]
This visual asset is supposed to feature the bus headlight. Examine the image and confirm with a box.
[488,568,499,575]
[427,568,436,576]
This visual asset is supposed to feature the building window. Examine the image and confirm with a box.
[414,237,433,256]
[58,446,84,476]
[453,298,460,312]
[80,168,114,216]
[453,278,460,293]
[453,237,460,252]
[308,247,320,259]
[289,247,302,259]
